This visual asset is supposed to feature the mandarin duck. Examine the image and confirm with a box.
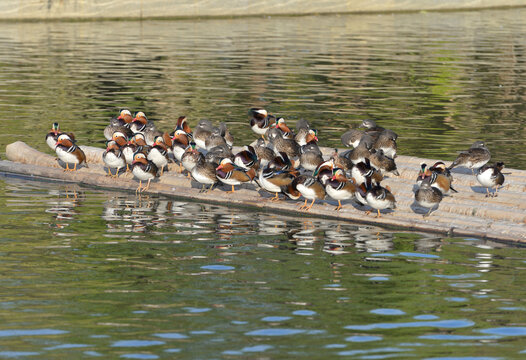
[476,162,505,197]
[216,158,256,193]
[131,152,158,194]
[102,141,126,177]
[55,134,87,171]
[249,108,276,139]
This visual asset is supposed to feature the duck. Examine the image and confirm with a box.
[267,128,300,160]
[216,158,256,193]
[351,160,383,188]
[369,149,399,176]
[476,162,505,197]
[330,148,353,172]
[414,180,443,217]
[373,130,398,159]
[324,168,357,211]
[205,144,233,166]
[205,126,229,151]
[102,141,126,177]
[313,159,335,185]
[130,112,161,145]
[299,143,324,172]
[294,175,326,211]
[365,182,396,218]
[254,138,275,168]
[171,116,193,138]
[193,119,214,150]
[46,122,75,150]
[104,109,133,141]
[147,136,170,175]
[341,129,365,148]
[219,122,234,148]
[171,129,191,172]
[249,108,276,139]
[345,135,374,165]
[234,145,258,171]
[55,134,87,171]
[191,157,219,192]
[274,117,294,139]
[360,119,385,141]
[181,143,204,178]
[295,128,318,147]
[417,163,457,195]
[448,141,491,175]
[257,166,297,201]
[131,152,158,194]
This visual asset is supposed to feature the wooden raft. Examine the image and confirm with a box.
[1,141,526,243]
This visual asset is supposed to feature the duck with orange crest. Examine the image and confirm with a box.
[216,158,256,193]
[131,152,158,194]
[46,122,75,150]
[104,109,133,141]
[249,108,275,139]
[55,134,87,171]
[103,141,126,178]
[324,168,357,211]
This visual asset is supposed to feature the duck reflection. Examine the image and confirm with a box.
[46,185,84,230]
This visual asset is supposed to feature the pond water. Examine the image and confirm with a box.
[1,7,526,359]
[0,176,525,359]
[0,8,526,167]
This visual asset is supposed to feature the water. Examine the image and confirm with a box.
[1,8,526,359]
[0,176,525,358]
[0,9,526,167]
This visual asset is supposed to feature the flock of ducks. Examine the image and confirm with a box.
[45,108,506,218]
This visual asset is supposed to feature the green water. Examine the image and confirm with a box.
[1,7,526,359]
[1,8,526,167]
[0,177,525,359]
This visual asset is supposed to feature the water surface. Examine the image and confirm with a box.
[1,9,526,167]
[0,176,525,358]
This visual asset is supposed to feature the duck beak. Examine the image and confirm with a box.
[314,136,318,142]
[331,175,336,181]
[216,165,223,171]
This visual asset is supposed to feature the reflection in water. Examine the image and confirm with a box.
[1,164,526,356]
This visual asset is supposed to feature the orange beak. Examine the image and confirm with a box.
[216,165,223,171]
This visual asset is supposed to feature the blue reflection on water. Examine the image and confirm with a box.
[261,316,291,322]
[433,274,481,279]
[183,307,211,313]
[345,335,383,342]
[0,352,40,358]
[370,309,406,315]
[414,315,439,320]
[337,347,411,356]
[153,333,188,339]
[445,297,467,302]
[293,310,317,316]
[419,334,501,340]
[399,252,440,259]
[200,265,235,270]
[369,277,389,281]
[111,340,165,347]
[45,344,89,350]
[479,327,526,336]
[345,319,474,330]
[245,329,306,336]
[0,329,68,337]
[120,355,158,359]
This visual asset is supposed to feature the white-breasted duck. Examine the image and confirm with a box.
[55,134,87,171]
[448,141,491,175]
[131,152,158,194]
[476,162,505,197]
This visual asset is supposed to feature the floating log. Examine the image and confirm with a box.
[2,141,526,243]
